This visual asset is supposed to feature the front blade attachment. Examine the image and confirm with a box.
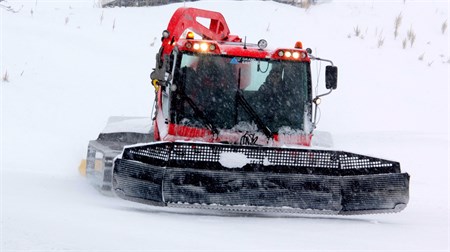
[113,142,409,215]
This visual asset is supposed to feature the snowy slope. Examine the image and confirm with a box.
[1,0,449,251]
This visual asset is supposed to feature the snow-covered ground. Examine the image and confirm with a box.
[1,0,449,251]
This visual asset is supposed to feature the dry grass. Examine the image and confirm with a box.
[354,26,361,37]
[150,37,157,47]
[407,26,416,47]
[302,0,312,10]
[442,20,447,34]
[2,70,9,82]
[394,13,402,39]
[418,53,425,61]
[377,36,384,48]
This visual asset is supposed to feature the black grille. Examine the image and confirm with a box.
[122,142,400,175]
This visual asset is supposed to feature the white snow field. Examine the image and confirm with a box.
[1,0,449,251]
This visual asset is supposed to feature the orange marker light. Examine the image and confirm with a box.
[295,41,303,49]
[186,31,195,39]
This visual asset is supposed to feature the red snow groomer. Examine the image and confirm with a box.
[85,7,409,215]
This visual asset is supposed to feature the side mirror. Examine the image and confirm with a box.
[325,65,338,90]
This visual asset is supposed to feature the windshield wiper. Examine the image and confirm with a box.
[236,68,273,140]
[179,90,219,136]
[235,91,273,140]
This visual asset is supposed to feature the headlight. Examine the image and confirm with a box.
[200,43,208,51]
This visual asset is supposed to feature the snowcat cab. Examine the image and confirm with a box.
[155,41,316,146]
[84,7,409,215]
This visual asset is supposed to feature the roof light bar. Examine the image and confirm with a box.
[275,49,308,60]
[184,41,218,53]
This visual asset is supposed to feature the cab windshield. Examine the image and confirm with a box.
[171,53,312,133]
